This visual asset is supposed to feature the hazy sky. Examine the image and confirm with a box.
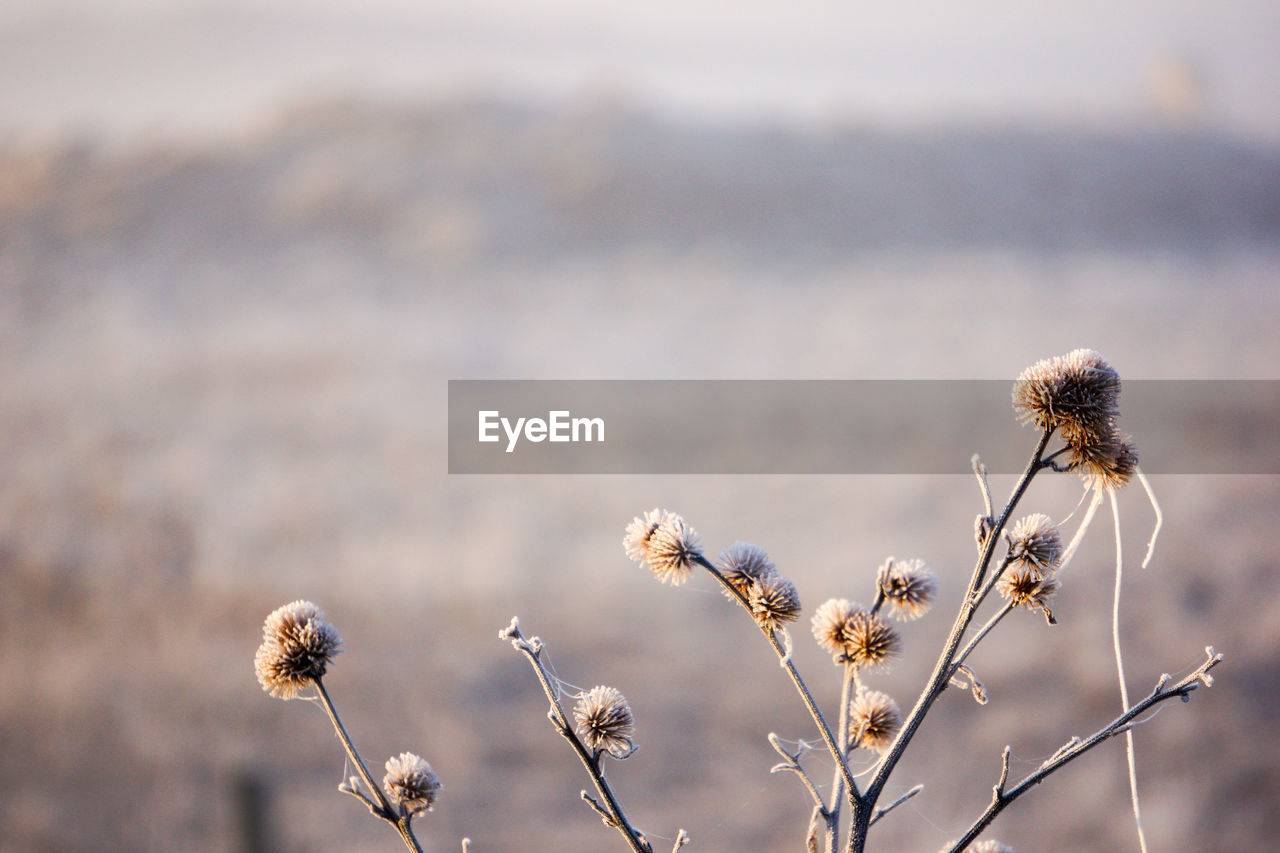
[1,0,1277,142]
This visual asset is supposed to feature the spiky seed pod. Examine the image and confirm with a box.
[254,600,342,699]
[811,598,861,659]
[1070,434,1139,492]
[717,542,776,599]
[573,686,637,758]
[623,508,703,585]
[749,574,802,630]
[383,752,442,816]
[1006,514,1063,578]
[1012,348,1120,447]
[849,689,902,752]
[878,557,939,621]
[997,568,1060,623]
[810,598,901,669]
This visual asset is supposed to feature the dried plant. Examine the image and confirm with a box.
[255,349,1222,852]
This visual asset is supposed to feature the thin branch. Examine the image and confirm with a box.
[313,678,425,853]
[868,784,924,828]
[500,619,652,853]
[858,426,1054,845]
[693,555,862,813]
[828,665,855,853]
[768,733,829,817]
[943,649,1223,852]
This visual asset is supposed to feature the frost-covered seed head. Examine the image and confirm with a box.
[623,509,703,585]
[810,599,901,669]
[383,752,441,816]
[573,686,637,758]
[1006,514,1063,578]
[254,600,342,699]
[1012,348,1120,447]
[850,689,902,752]
[717,542,776,598]
[749,573,802,630]
[878,557,938,621]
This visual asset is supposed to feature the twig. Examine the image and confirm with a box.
[868,784,924,828]
[313,678,424,853]
[942,649,1223,852]
[693,555,862,816]
[500,619,654,853]
[768,733,829,817]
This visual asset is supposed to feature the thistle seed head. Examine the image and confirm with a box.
[1013,348,1120,446]
[877,557,938,621]
[810,598,901,669]
[573,685,637,759]
[716,542,776,598]
[623,508,702,585]
[253,600,342,699]
[383,752,441,816]
[748,573,802,630]
[1006,514,1063,578]
[1070,434,1139,492]
[850,689,902,752]
[997,568,1060,623]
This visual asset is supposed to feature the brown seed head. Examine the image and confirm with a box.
[997,568,1060,623]
[254,600,342,699]
[623,508,702,585]
[1013,348,1120,446]
[749,573,802,630]
[716,542,776,598]
[810,598,901,669]
[877,557,938,621]
[573,685,637,758]
[850,689,902,752]
[1006,514,1063,578]
[383,752,441,816]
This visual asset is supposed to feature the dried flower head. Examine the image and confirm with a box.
[1070,434,1139,492]
[997,568,1060,623]
[623,508,703,585]
[1013,348,1120,446]
[254,600,342,699]
[1006,514,1063,578]
[749,573,802,630]
[716,542,776,598]
[383,752,441,816]
[810,598,901,669]
[850,689,902,752]
[573,685,637,758]
[940,841,1015,853]
[877,557,938,621]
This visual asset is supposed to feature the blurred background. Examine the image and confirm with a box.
[2,1,1278,851]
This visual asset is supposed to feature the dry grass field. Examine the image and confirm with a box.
[2,99,1278,852]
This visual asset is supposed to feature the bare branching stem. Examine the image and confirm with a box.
[854,427,1053,849]
[500,620,653,853]
[828,665,855,853]
[693,555,863,814]
[312,678,424,853]
[768,733,829,818]
[944,650,1223,852]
